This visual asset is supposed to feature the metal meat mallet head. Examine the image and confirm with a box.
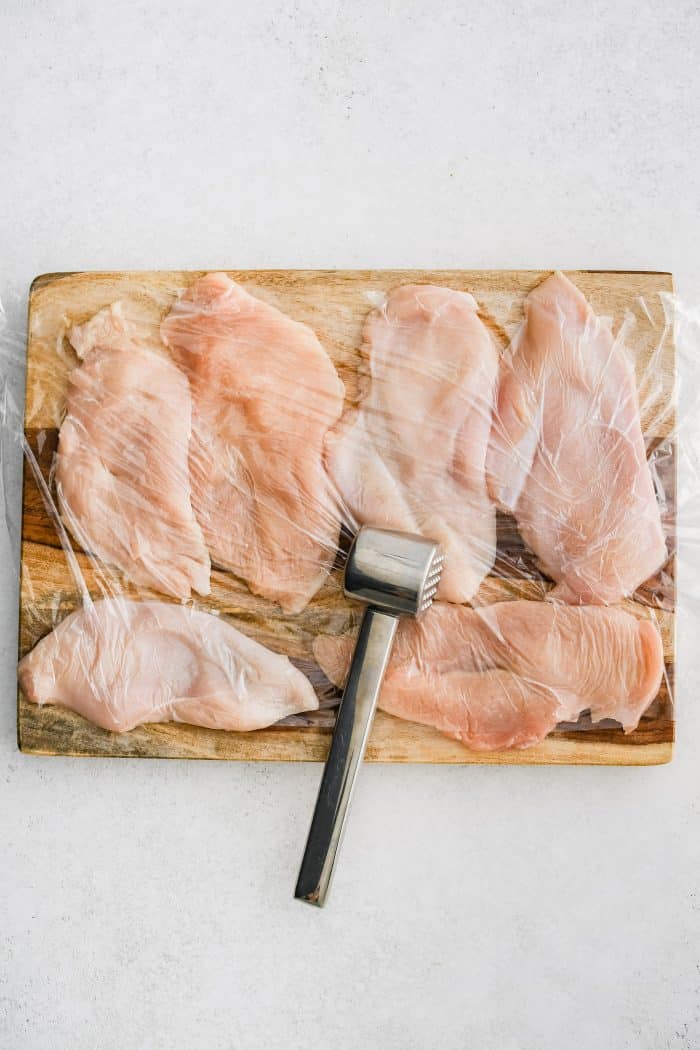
[295,525,443,907]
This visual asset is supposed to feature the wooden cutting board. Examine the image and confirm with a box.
[18,270,676,764]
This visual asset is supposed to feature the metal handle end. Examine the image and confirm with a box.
[294,608,398,908]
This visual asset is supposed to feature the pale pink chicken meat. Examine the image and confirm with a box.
[486,271,666,604]
[19,599,318,733]
[56,303,210,600]
[326,284,498,603]
[161,274,345,614]
[314,601,663,750]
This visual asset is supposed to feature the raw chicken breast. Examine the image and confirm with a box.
[57,303,210,599]
[19,599,318,733]
[486,272,666,604]
[326,285,498,603]
[161,274,345,615]
[314,601,663,750]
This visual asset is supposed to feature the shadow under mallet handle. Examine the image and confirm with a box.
[295,607,398,907]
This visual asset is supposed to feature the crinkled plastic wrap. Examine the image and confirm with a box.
[3,269,694,759]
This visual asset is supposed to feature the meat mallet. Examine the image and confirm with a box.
[295,525,443,907]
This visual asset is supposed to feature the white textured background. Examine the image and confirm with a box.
[2,2,700,1048]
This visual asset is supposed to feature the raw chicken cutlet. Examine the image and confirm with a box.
[326,284,498,603]
[161,273,345,614]
[314,601,663,750]
[56,303,210,600]
[486,271,666,604]
[19,599,318,733]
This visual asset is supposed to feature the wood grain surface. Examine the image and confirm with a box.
[18,270,676,764]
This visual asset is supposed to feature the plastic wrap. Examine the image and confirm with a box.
[4,269,692,760]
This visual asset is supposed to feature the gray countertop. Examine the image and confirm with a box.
[1,2,699,1048]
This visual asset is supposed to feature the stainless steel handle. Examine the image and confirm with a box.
[295,607,398,907]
